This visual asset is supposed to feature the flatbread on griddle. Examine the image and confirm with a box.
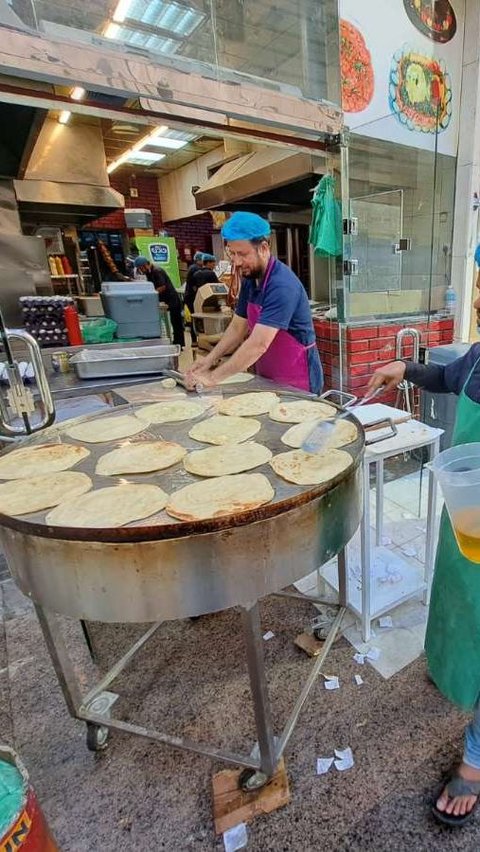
[0,471,92,516]
[135,400,204,424]
[269,448,352,486]
[66,414,145,444]
[188,415,261,445]
[218,392,278,417]
[46,483,168,528]
[0,443,89,480]
[166,473,274,521]
[269,400,336,424]
[96,440,186,476]
[183,442,272,477]
[281,419,358,450]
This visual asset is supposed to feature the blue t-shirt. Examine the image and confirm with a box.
[235,259,323,393]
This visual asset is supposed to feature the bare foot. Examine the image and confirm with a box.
[436,763,480,818]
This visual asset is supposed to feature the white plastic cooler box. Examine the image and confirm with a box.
[100,281,161,339]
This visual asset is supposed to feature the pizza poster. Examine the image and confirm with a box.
[339,0,465,156]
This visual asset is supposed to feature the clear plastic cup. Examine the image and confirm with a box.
[429,443,480,563]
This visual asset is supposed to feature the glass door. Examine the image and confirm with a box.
[349,190,403,293]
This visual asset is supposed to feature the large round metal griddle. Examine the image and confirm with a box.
[0,391,364,623]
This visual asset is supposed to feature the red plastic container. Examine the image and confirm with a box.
[63,305,83,346]
[0,746,58,851]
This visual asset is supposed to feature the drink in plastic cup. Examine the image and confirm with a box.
[429,443,480,563]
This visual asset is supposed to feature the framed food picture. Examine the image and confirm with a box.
[389,47,452,133]
[340,19,374,113]
[403,0,457,43]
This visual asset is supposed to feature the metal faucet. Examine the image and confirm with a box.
[395,328,421,413]
[0,310,55,438]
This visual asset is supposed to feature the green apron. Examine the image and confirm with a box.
[425,355,480,710]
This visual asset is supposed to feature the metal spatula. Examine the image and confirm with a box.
[301,388,382,454]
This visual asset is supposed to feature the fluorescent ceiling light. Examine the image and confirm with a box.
[145,137,189,150]
[58,111,71,125]
[71,87,86,101]
[112,0,133,23]
[125,150,165,163]
[104,22,120,38]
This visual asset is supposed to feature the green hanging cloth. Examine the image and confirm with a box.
[309,174,342,257]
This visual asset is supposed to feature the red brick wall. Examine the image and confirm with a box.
[86,174,163,233]
[165,213,214,260]
[314,317,455,403]
[85,176,214,263]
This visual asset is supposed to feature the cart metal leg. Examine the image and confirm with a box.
[35,604,82,716]
[32,553,351,783]
[241,603,276,785]
[423,436,440,605]
[375,458,384,547]
[361,457,373,642]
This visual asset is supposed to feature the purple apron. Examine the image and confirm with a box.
[246,257,315,392]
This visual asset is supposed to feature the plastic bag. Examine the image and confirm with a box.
[81,318,117,344]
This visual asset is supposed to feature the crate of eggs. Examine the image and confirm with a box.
[19,296,73,348]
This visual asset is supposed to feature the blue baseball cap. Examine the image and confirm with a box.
[202,253,216,262]
[193,251,203,262]
[134,255,150,268]
[221,212,271,242]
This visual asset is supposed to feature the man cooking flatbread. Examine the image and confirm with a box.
[185,212,323,393]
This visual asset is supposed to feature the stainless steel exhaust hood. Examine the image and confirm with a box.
[194,148,322,210]
[13,115,123,225]
[13,179,123,225]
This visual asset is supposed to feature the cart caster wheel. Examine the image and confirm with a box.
[86,723,109,752]
[238,768,270,792]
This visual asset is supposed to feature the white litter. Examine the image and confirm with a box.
[324,676,340,690]
[353,653,365,665]
[334,747,354,772]
[354,674,364,686]
[316,757,334,775]
[402,512,415,519]
[401,545,417,558]
[366,647,381,661]
[382,536,393,546]
[262,631,274,641]
[223,823,248,852]
[379,616,393,629]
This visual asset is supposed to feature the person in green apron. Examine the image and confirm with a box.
[366,282,480,826]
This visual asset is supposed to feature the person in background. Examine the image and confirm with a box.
[125,244,139,279]
[192,254,219,289]
[185,212,322,392]
[185,251,204,291]
[133,256,185,348]
[366,268,480,827]
[184,254,219,346]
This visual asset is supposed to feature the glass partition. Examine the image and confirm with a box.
[339,115,455,324]
[8,0,341,105]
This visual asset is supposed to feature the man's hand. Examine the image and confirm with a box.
[184,369,215,391]
[366,360,406,396]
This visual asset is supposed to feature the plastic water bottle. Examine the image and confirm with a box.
[445,284,457,316]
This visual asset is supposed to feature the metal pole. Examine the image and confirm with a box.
[375,458,384,547]
[423,437,440,604]
[361,456,373,642]
[34,604,83,716]
[241,603,277,778]
[277,605,345,759]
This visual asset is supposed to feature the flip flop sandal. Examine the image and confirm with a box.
[432,774,480,827]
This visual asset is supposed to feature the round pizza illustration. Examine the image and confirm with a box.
[403,0,456,44]
[389,47,452,133]
[340,20,374,113]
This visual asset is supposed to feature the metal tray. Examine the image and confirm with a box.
[72,345,180,380]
